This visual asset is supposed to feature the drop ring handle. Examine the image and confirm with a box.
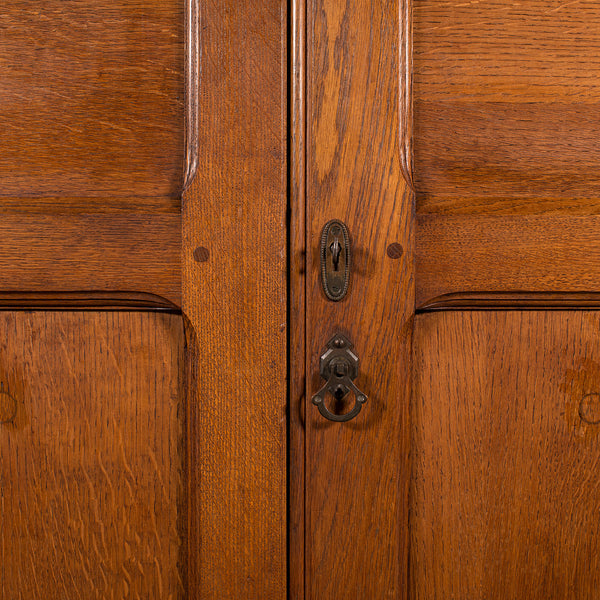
[311,334,368,422]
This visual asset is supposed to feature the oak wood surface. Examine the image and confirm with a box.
[412,0,600,309]
[0,0,184,198]
[0,0,185,305]
[413,0,600,211]
[301,0,413,597]
[289,0,307,597]
[1,0,289,598]
[418,292,600,312]
[0,211,181,307]
[416,214,600,308]
[413,311,600,600]
[0,311,185,599]
[182,0,287,597]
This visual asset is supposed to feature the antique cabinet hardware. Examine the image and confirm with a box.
[320,220,350,301]
[312,334,367,422]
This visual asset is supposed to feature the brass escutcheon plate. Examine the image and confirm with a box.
[320,219,351,301]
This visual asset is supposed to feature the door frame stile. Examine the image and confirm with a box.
[289,0,308,597]
[292,0,415,596]
[182,1,288,597]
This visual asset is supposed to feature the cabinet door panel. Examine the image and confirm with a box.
[414,0,600,207]
[0,0,184,198]
[0,0,287,597]
[413,311,600,600]
[0,311,185,599]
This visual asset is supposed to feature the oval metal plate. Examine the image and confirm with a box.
[320,219,350,301]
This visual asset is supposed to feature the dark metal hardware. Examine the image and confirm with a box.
[312,334,367,422]
[320,220,350,301]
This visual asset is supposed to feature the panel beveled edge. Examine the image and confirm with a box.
[400,0,414,194]
[183,0,200,191]
[418,292,600,312]
[0,291,180,312]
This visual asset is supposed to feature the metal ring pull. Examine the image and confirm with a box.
[311,334,367,422]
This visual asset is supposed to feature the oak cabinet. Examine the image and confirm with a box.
[3,1,600,599]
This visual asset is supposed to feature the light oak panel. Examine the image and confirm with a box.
[416,215,600,309]
[413,311,600,600]
[413,0,600,210]
[0,0,184,198]
[0,311,185,599]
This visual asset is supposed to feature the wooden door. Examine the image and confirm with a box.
[290,0,600,598]
[0,2,286,599]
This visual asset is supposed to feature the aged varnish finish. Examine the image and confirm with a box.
[290,0,600,598]
[413,311,600,599]
[0,1,287,599]
[1,312,184,598]
[7,0,600,597]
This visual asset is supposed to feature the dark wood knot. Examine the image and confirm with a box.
[0,386,17,424]
[579,393,600,425]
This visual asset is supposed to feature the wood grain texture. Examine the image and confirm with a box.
[416,214,600,308]
[413,311,600,600]
[183,0,200,191]
[419,292,600,312]
[0,291,178,311]
[289,0,307,597]
[182,1,287,597]
[303,0,413,597]
[0,0,184,198]
[0,311,185,599]
[413,0,600,210]
[0,211,180,306]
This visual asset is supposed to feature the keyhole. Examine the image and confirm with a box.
[330,238,341,271]
[334,385,346,400]
[332,384,350,415]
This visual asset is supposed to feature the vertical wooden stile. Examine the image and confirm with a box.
[182,1,288,597]
[290,0,308,597]
[296,0,415,596]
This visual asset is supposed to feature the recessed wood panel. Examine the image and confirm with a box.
[412,311,600,599]
[0,0,184,198]
[416,214,600,308]
[0,312,185,599]
[416,214,600,307]
[414,0,600,211]
[0,211,181,306]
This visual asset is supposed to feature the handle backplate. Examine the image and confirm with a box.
[311,334,367,422]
